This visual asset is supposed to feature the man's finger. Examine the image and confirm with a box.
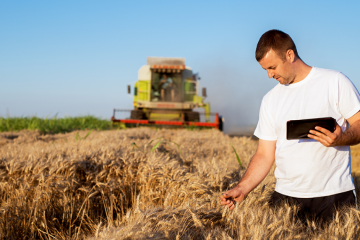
[220,199,235,208]
[309,130,332,142]
[315,126,333,136]
[222,192,232,199]
[229,202,235,210]
[226,200,236,209]
[308,134,331,147]
[308,133,324,142]
[309,126,336,139]
[220,201,228,206]
[220,197,229,202]
[308,133,318,139]
[221,199,231,204]
[221,200,232,206]
[309,130,321,137]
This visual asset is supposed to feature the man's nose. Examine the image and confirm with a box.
[267,70,274,79]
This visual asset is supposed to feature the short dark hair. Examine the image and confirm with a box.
[255,29,299,62]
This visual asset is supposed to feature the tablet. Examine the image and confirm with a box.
[286,117,336,140]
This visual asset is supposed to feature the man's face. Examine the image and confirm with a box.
[258,49,295,85]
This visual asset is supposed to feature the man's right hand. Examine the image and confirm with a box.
[220,139,276,211]
[220,186,246,210]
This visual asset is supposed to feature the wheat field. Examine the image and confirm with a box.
[1,128,360,239]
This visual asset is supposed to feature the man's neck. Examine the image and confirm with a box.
[292,59,312,84]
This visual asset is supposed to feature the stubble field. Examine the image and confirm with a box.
[1,128,360,239]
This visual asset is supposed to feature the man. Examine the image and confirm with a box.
[220,29,360,223]
[159,74,175,101]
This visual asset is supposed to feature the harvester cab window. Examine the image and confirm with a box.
[151,72,182,102]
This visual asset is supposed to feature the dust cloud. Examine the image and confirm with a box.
[195,59,276,135]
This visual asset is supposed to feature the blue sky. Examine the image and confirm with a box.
[1,1,360,133]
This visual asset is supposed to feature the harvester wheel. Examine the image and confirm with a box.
[219,116,224,131]
[130,110,145,120]
[185,112,200,122]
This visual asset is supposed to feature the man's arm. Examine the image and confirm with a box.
[220,139,276,210]
[308,111,360,147]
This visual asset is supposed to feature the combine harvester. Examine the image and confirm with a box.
[111,57,224,131]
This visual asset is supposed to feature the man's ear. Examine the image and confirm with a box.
[286,49,295,62]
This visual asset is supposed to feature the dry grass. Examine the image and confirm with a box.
[1,128,360,239]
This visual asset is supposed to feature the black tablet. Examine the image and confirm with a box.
[286,117,336,140]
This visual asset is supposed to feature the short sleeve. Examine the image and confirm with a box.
[337,73,360,119]
[254,97,277,141]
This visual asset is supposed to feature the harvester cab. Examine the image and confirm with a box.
[111,57,223,131]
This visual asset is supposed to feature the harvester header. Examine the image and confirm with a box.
[111,57,224,130]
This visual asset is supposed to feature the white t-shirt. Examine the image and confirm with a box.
[254,67,360,198]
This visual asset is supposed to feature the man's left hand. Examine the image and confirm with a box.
[308,123,342,147]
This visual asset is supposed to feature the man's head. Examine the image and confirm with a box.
[256,30,299,62]
[163,74,167,79]
[256,30,301,85]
